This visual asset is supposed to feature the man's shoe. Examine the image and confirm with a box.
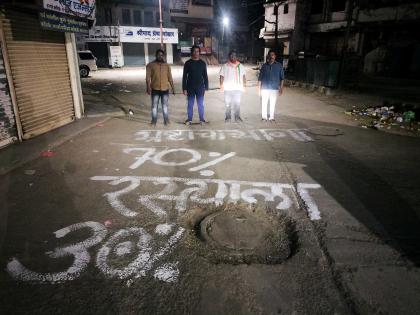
[164,120,170,126]
[225,118,231,123]
[150,122,156,127]
[235,117,243,122]
[262,118,267,122]
[269,118,275,123]
[184,120,192,125]
[200,120,207,126]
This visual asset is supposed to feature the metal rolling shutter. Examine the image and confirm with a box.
[1,10,74,139]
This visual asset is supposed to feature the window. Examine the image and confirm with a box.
[311,0,323,14]
[192,0,212,6]
[156,12,160,26]
[283,3,289,14]
[144,11,153,26]
[104,7,112,24]
[122,9,131,25]
[331,0,346,12]
[79,52,94,60]
[133,10,142,25]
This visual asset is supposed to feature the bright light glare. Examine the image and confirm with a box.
[223,17,229,26]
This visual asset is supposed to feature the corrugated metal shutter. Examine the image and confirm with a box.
[1,10,74,139]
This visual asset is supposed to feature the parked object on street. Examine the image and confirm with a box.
[78,50,98,78]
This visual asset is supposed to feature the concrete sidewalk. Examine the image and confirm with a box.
[0,116,110,175]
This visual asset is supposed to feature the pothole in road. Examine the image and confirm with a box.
[185,205,298,265]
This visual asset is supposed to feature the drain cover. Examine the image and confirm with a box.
[198,208,296,264]
[307,126,343,136]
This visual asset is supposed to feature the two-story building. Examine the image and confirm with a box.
[169,0,214,61]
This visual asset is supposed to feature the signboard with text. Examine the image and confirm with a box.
[43,0,96,18]
[109,46,124,68]
[82,26,119,42]
[120,27,178,44]
[170,0,189,14]
[39,10,89,33]
[81,26,179,44]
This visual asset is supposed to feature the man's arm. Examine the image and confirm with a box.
[203,62,209,91]
[258,65,264,96]
[182,61,188,95]
[279,80,284,95]
[243,74,247,92]
[279,65,285,95]
[168,65,175,94]
[219,65,224,92]
[146,64,152,95]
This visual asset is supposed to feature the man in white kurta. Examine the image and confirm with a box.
[220,51,247,122]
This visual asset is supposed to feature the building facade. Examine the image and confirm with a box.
[170,0,215,61]
[261,0,420,86]
[77,0,178,66]
[0,1,84,147]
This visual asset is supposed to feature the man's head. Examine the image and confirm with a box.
[191,45,200,59]
[155,49,165,62]
[267,49,276,63]
[228,50,237,63]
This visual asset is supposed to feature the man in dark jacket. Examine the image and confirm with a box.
[258,49,285,122]
[182,45,209,125]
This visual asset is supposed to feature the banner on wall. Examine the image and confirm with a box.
[43,0,96,18]
[170,0,189,14]
[39,10,89,33]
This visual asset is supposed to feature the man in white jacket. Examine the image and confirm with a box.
[220,51,247,122]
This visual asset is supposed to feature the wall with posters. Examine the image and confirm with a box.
[0,41,17,148]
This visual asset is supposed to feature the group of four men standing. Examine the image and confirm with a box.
[145,45,284,126]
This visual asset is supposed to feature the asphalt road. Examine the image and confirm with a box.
[1,66,420,315]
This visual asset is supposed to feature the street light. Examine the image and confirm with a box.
[223,17,229,27]
[219,16,229,62]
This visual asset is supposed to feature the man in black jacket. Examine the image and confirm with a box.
[182,45,209,125]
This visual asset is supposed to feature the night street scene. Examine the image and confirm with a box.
[1,0,420,314]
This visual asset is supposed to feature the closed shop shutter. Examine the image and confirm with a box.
[123,43,145,66]
[1,10,74,140]
[147,43,161,65]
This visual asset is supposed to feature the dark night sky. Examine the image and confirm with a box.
[214,0,265,28]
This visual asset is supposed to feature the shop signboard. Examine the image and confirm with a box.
[39,10,89,33]
[109,46,124,68]
[170,0,189,14]
[80,26,179,45]
[43,0,96,19]
[119,27,178,44]
[82,26,119,42]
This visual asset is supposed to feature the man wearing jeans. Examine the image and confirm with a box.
[182,45,209,125]
[220,50,247,122]
[258,49,285,122]
[146,49,175,126]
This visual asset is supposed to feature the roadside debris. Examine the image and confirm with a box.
[40,150,55,157]
[345,102,420,133]
[24,170,36,175]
